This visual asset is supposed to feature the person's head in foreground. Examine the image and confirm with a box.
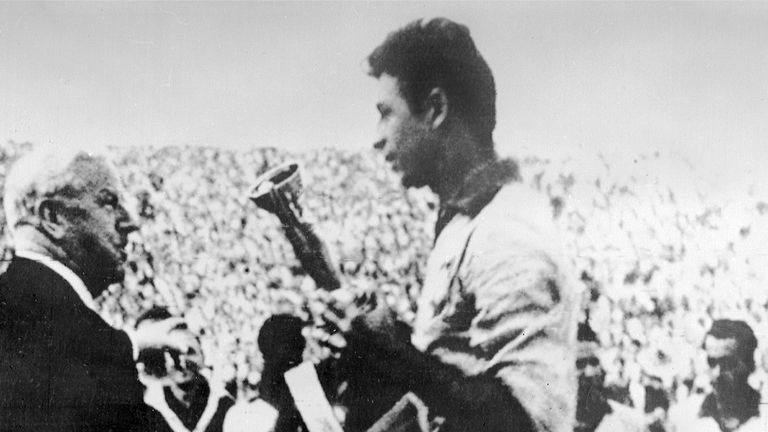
[257,314,307,371]
[368,17,498,198]
[4,147,137,296]
[135,307,205,389]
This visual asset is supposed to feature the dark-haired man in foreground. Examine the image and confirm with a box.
[339,17,578,432]
[669,319,766,432]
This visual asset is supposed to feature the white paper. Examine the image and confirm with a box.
[284,362,344,432]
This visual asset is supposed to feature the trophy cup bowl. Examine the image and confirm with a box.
[249,161,303,214]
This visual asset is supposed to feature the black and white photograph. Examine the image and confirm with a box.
[1,2,768,432]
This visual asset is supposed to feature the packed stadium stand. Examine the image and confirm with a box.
[1,139,766,411]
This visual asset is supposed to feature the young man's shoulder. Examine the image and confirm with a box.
[469,181,564,266]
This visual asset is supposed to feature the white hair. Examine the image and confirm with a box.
[3,146,109,239]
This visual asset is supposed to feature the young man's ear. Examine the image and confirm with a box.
[37,199,67,240]
[425,87,448,130]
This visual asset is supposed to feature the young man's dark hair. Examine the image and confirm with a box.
[707,319,757,371]
[367,17,497,147]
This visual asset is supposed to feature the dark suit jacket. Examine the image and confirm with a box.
[0,257,162,432]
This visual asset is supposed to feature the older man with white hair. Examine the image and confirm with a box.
[0,147,188,431]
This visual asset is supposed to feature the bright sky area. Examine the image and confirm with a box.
[1,2,767,198]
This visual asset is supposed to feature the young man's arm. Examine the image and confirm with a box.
[343,308,535,432]
[269,187,341,291]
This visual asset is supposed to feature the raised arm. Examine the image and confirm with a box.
[267,186,341,291]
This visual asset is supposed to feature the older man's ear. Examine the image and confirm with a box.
[37,199,68,240]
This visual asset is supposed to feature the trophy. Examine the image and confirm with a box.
[249,161,304,216]
[249,161,340,291]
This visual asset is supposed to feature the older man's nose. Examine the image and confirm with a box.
[119,223,139,237]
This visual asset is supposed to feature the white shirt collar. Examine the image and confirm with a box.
[15,249,98,312]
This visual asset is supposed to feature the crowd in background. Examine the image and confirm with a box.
[0,140,766,419]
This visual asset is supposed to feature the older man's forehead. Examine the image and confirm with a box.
[68,154,121,191]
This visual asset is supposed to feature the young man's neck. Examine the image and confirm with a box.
[432,134,496,204]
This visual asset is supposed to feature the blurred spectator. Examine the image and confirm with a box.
[668,319,766,432]
[137,307,235,432]
[576,322,647,432]
[643,375,670,432]
[255,314,307,432]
